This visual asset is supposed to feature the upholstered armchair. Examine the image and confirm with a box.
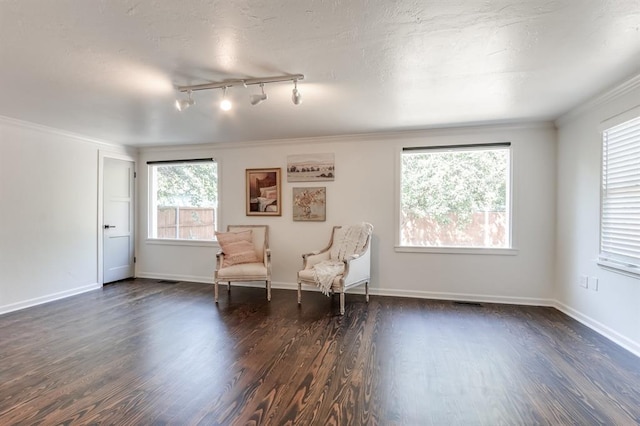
[214,225,271,303]
[297,223,373,315]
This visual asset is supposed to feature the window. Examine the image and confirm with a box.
[148,160,218,240]
[599,116,640,276]
[399,143,511,249]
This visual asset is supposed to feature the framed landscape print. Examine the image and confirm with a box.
[292,187,326,221]
[246,168,281,216]
[287,153,335,182]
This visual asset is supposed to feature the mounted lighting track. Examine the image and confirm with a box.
[176,74,304,93]
[175,74,305,110]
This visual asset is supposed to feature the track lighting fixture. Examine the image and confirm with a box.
[175,89,194,111]
[175,74,304,112]
[292,79,302,105]
[250,83,267,106]
[220,86,232,111]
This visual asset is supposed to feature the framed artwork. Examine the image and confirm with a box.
[293,187,326,221]
[287,153,335,182]
[246,168,281,216]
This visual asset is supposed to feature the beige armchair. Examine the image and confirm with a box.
[214,225,271,303]
[297,223,373,315]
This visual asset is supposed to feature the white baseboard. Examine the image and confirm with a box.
[367,287,554,306]
[553,300,640,358]
[236,280,554,307]
[0,283,101,315]
[137,276,555,306]
[136,272,213,284]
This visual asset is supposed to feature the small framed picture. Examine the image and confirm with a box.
[246,168,281,216]
[293,187,326,221]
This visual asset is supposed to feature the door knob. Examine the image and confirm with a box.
[104,225,116,229]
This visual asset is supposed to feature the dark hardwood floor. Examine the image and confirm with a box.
[1,279,638,425]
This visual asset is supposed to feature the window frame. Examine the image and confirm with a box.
[598,108,640,278]
[147,159,219,243]
[395,142,517,255]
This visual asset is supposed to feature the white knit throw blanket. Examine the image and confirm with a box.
[312,223,370,296]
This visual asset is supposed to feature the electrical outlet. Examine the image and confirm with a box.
[579,275,588,288]
[590,277,599,291]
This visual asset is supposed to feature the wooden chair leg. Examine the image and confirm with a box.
[297,281,302,304]
[365,281,369,303]
[214,281,219,303]
[227,282,231,293]
[266,280,271,301]
[340,292,345,315]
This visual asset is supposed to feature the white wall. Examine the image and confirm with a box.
[556,77,640,356]
[137,123,557,305]
[0,118,134,313]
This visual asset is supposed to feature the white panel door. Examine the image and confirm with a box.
[104,158,135,283]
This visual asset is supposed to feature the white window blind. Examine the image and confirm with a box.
[600,116,640,275]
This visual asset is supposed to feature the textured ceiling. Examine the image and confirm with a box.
[1,0,640,146]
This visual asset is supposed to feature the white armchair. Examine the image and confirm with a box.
[214,225,271,303]
[297,223,373,315]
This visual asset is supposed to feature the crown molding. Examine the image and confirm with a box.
[139,120,555,153]
[0,115,128,151]
[556,72,640,127]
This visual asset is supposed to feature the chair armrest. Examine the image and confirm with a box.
[342,247,371,284]
[302,250,330,269]
[264,247,272,276]
[215,250,225,270]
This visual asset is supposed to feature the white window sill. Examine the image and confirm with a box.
[146,238,219,248]
[597,259,640,279]
[395,246,518,255]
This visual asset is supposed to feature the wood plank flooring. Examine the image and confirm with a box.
[1,279,639,425]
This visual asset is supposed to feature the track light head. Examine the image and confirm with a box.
[220,86,232,111]
[292,79,302,105]
[250,93,267,106]
[220,98,232,111]
[250,83,268,106]
[175,90,194,111]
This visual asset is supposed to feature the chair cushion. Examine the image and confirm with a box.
[218,262,267,280]
[216,230,260,267]
[298,268,341,288]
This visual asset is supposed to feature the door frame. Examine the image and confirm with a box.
[98,150,137,285]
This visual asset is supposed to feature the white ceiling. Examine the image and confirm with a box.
[1,1,640,146]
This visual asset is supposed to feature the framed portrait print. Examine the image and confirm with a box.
[246,168,281,216]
